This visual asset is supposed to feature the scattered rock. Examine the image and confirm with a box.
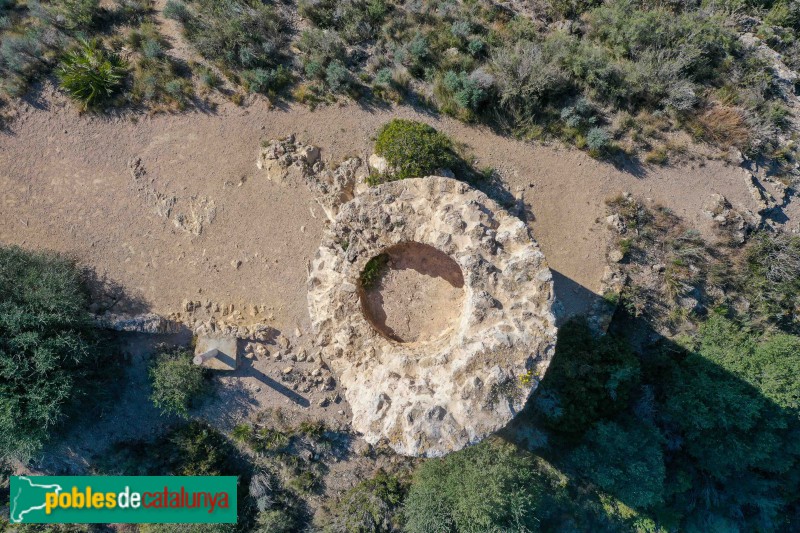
[368,154,389,175]
[702,193,729,218]
[605,213,625,233]
[701,192,756,244]
[257,135,361,221]
[744,172,776,214]
[352,439,371,456]
[95,313,182,334]
[277,335,290,349]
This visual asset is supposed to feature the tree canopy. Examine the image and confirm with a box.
[0,246,99,461]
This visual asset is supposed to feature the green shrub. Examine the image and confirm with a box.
[114,0,151,24]
[403,440,545,533]
[360,253,389,289]
[649,326,800,528]
[318,469,408,533]
[0,28,54,97]
[0,246,100,461]
[254,508,302,533]
[242,66,292,94]
[50,0,102,32]
[373,119,456,181]
[585,127,611,154]
[567,420,665,509]
[300,0,386,44]
[742,232,800,332]
[148,347,207,418]
[102,421,240,476]
[325,59,351,92]
[57,39,126,109]
[298,0,337,27]
[438,70,488,117]
[130,56,193,109]
[374,67,393,86]
[174,0,286,73]
[560,98,598,130]
[692,313,800,411]
[163,0,190,22]
[490,38,572,125]
[298,28,347,85]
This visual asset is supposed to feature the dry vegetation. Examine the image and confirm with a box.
[0,0,798,172]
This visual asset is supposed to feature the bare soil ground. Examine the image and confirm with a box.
[0,86,771,329]
[361,242,465,343]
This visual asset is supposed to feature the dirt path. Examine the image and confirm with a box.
[0,87,766,330]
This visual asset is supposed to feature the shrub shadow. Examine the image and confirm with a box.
[501,295,800,530]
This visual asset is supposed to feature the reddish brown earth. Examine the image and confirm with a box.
[0,86,767,330]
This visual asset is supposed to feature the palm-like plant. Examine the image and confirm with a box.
[57,39,127,109]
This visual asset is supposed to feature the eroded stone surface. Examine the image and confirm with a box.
[257,135,363,222]
[307,176,557,457]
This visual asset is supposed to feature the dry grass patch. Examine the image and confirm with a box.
[692,106,750,149]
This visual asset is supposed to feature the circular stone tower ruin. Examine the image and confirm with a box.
[307,176,557,457]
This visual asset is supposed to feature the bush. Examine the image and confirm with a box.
[242,65,292,94]
[373,119,457,181]
[742,232,800,332]
[104,421,241,477]
[254,508,302,533]
[300,0,386,45]
[650,327,800,528]
[692,313,800,411]
[317,469,408,532]
[148,347,207,418]
[403,440,545,532]
[50,0,102,32]
[585,127,611,153]
[112,422,243,532]
[163,0,190,22]
[175,0,286,73]
[491,37,573,124]
[567,420,665,509]
[298,28,347,84]
[57,40,126,109]
[437,70,489,118]
[325,59,351,92]
[0,246,99,461]
[127,24,194,109]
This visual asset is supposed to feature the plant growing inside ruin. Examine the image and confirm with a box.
[360,253,389,289]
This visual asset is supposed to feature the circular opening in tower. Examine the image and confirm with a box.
[359,242,465,344]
